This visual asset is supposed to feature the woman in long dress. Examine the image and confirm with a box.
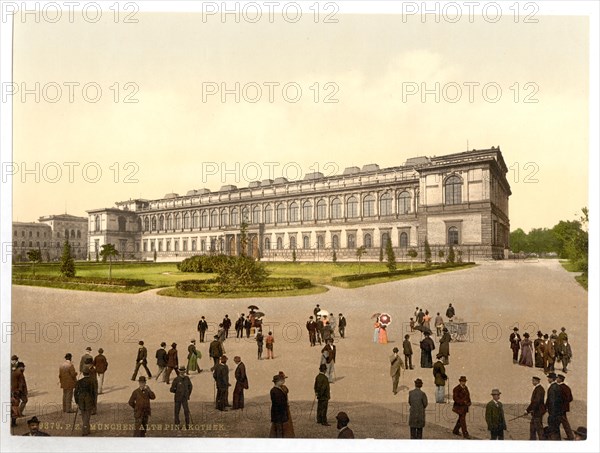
[373,321,381,343]
[519,332,534,367]
[378,324,389,344]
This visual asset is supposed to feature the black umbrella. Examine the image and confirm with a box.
[254,311,265,318]
[247,305,259,310]
[415,325,432,335]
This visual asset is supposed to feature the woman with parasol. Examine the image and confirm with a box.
[378,313,392,344]
[372,313,381,343]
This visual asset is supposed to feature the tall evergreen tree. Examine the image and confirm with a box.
[60,240,76,277]
[385,238,396,272]
[424,239,432,267]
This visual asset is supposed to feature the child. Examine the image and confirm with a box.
[265,331,275,359]
[256,329,264,360]
[410,318,415,332]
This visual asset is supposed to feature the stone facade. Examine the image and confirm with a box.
[86,147,511,262]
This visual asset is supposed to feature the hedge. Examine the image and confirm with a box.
[331,262,474,282]
[12,274,147,287]
[177,255,233,273]
[175,277,312,293]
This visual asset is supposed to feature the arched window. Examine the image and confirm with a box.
[331,198,342,219]
[364,233,372,248]
[151,216,157,231]
[264,237,271,250]
[201,212,208,228]
[398,191,411,214]
[231,208,238,226]
[201,240,205,251]
[380,193,392,216]
[166,214,172,230]
[448,227,459,245]
[276,237,283,250]
[71,229,75,238]
[241,208,249,223]
[445,175,462,205]
[316,200,327,220]
[175,213,181,230]
[276,203,286,223]
[289,236,296,249]
[191,240,197,251]
[252,206,261,224]
[192,212,199,229]
[317,235,324,249]
[210,210,218,227]
[143,218,149,232]
[363,195,375,217]
[346,196,358,218]
[183,213,190,229]
[347,233,355,248]
[303,235,310,249]
[381,232,390,246]
[289,202,299,222]
[174,240,179,252]
[303,201,313,221]
[332,234,339,250]
[77,230,81,238]
[264,205,273,224]
[158,215,164,231]
[64,229,69,238]
[158,240,163,252]
[400,232,408,248]
[220,209,229,227]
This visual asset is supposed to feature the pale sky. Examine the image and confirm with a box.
[9,7,589,232]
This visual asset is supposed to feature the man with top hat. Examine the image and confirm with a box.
[452,376,471,439]
[534,331,545,368]
[22,416,50,436]
[74,368,96,436]
[232,356,248,410]
[128,376,156,437]
[390,347,404,395]
[170,365,193,429]
[433,354,448,403]
[131,340,152,381]
[79,347,93,375]
[545,372,563,440]
[419,331,435,368]
[408,378,428,439]
[485,389,507,440]
[235,313,245,338]
[336,411,354,438]
[209,335,224,368]
[165,342,179,384]
[556,374,574,440]
[509,327,521,364]
[197,316,208,343]
[155,342,168,382]
[543,334,555,373]
[213,355,230,411]
[525,375,546,440]
[338,313,347,338]
[314,364,331,426]
[93,348,108,395]
[306,316,318,346]
[270,373,289,437]
[59,353,77,413]
[403,334,414,370]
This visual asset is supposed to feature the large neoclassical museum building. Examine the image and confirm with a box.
[87,147,511,262]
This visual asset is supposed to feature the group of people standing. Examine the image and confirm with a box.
[510,326,573,373]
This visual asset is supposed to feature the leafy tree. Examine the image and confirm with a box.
[385,238,396,272]
[424,239,432,267]
[100,243,119,281]
[27,249,42,276]
[438,249,445,263]
[552,220,582,258]
[407,248,418,271]
[509,228,528,253]
[356,246,367,274]
[447,245,455,264]
[60,240,76,277]
[215,255,270,291]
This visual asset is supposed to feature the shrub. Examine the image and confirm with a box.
[214,255,270,291]
[175,277,311,293]
[385,238,396,272]
[60,240,76,277]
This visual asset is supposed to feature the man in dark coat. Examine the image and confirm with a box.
[11,362,28,417]
[390,347,404,395]
[270,374,289,437]
[170,366,193,428]
[155,342,168,382]
[338,313,347,338]
[222,314,232,338]
[419,332,435,368]
[128,376,156,437]
[534,331,545,368]
[336,411,354,438]
[74,370,96,436]
[439,327,451,364]
[320,338,336,383]
[314,364,331,426]
[165,343,179,384]
[209,335,224,368]
[525,376,546,440]
[213,356,230,411]
[197,316,208,342]
[446,303,455,321]
[452,376,471,438]
[22,416,50,436]
[131,340,152,381]
[82,357,98,415]
[509,327,521,364]
[433,354,447,403]
[403,334,414,369]
[93,348,108,395]
[556,374,574,440]
[408,378,428,439]
[545,372,563,440]
[232,356,248,410]
[485,389,507,439]
[235,314,245,338]
[416,308,425,326]
[244,316,252,338]
[79,347,93,374]
[543,334,556,373]
[306,316,318,346]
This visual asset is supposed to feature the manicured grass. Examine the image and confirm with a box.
[158,284,329,299]
[559,260,580,273]
[559,260,588,290]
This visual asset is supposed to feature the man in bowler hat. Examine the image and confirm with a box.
[131,341,152,381]
[128,376,156,437]
[314,364,331,426]
[336,411,354,438]
[485,389,507,439]
[452,376,471,439]
[408,378,428,439]
[525,375,546,440]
